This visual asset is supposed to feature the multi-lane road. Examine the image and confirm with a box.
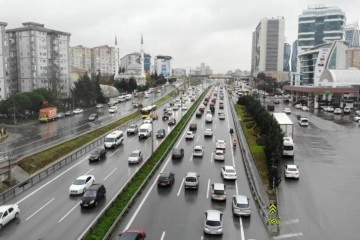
[0,85,203,239]
[110,86,269,240]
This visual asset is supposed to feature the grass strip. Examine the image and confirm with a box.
[18,91,176,175]
[234,104,269,186]
[84,88,209,240]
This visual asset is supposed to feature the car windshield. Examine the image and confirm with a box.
[284,146,293,150]
[129,125,136,129]
[105,137,115,143]
[91,150,100,156]
[73,179,86,185]
[237,203,249,208]
[130,152,139,157]
[206,220,221,227]
[173,149,181,154]
[226,169,235,173]
[90,114,96,117]
[159,175,170,180]
[157,130,163,133]
[214,189,224,195]
[215,152,223,156]
[194,149,202,152]
[288,167,297,172]
[186,177,197,182]
[83,190,96,197]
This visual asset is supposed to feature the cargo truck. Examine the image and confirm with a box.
[39,107,57,123]
[272,113,294,138]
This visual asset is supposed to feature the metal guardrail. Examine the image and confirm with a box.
[0,95,175,205]
[228,92,273,234]
[77,87,208,240]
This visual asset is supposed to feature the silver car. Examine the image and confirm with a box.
[128,150,143,164]
[232,195,251,216]
[204,210,223,235]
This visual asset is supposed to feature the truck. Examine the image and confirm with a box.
[273,113,294,139]
[39,107,57,123]
[138,123,152,140]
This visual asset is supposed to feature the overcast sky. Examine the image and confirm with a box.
[2,0,359,73]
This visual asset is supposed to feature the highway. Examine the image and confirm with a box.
[0,85,196,240]
[110,86,269,240]
[0,85,175,159]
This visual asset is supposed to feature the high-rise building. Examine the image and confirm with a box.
[70,45,92,73]
[251,17,286,81]
[91,45,118,76]
[346,48,360,69]
[291,40,298,72]
[154,55,172,76]
[345,23,360,47]
[6,22,71,98]
[0,22,8,100]
[283,43,291,72]
[120,52,151,73]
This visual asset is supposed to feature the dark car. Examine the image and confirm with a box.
[162,113,170,121]
[196,111,202,118]
[172,147,184,159]
[89,148,107,162]
[156,128,166,138]
[168,118,176,126]
[88,113,99,121]
[65,111,74,116]
[119,229,146,240]
[158,172,175,187]
[57,112,65,119]
[80,184,106,208]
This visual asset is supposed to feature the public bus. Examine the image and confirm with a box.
[141,106,153,119]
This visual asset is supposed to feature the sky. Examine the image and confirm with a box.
[1,0,359,73]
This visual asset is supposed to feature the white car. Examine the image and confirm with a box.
[355,110,360,116]
[299,117,309,126]
[128,150,143,164]
[143,118,152,124]
[326,106,334,112]
[219,113,225,120]
[215,140,226,151]
[334,108,342,114]
[204,210,223,235]
[294,104,302,109]
[193,145,204,157]
[204,128,213,137]
[301,106,310,111]
[214,150,225,161]
[185,131,195,140]
[354,115,360,122]
[221,166,237,180]
[343,107,351,114]
[96,103,104,108]
[0,204,20,229]
[73,108,84,114]
[283,108,291,114]
[181,106,188,111]
[284,164,299,179]
[109,106,117,113]
[69,175,95,195]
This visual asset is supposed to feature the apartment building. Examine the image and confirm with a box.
[154,55,172,76]
[70,45,92,73]
[6,22,71,98]
[91,45,118,76]
[346,48,360,69]
[0,22,7,100]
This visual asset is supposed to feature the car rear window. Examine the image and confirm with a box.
[237,203,249,208]
[206,220,221,226]
[186,177,197,182]
[214,189,224,195]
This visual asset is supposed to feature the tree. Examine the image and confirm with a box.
[257,72,266,80]
[128,77,138,92]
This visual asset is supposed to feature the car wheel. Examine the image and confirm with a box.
[83,188,86,193]
[15,212,19,219]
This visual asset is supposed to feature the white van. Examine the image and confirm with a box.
[104,130,124,149]
[138,123,152,140]
[283,137,294,157]
[205,114,213,123]
[117,95,127,102]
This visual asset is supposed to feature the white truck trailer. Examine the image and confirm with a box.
[273,113,294,139]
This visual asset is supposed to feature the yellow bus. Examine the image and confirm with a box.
[141,106,153,119]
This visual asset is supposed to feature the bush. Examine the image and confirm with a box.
[246,122,256,129]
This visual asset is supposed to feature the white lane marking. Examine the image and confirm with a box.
[103,168,118,181]
[211,152,214,162]
[124,156,172,230]
[26,198,55,221]
[235,181,239,196]
[206,179,210,199]
[177,178,185,196]
[240,217,245,240]
[84,168,94,175]
[58,201,81,223]
[197,135,199,142]
[273,232,304,239]
[189,156,193,162]
[201,124,204,129]
[201,236,204,240]
[281,218,300,225]
[214,124,216,130]
[160,231,165,240]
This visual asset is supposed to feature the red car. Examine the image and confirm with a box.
[119,229,146,240]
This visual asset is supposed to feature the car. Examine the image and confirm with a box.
[334,108,342,114]
[96,103,104,108]
[343,107,351,114]
[354,115,360,122]
[301,106,310,111]
[326,106,334,112]
[157,172,175,187]
[0,204,20,229]
[232,195,251,216]
[221,166,237,180]
[65,111,74,116]
[57,112,65,119]
[143,117,152,124]
[168,118,176,126]
[203,210,223,235]
[219,113,225,120]
[156,128,166,138]
[89,148,106,162]
[211,183,226,201]
[73,108,84,114]
[299,117,309,126]
[162,113,170,121]
[193,145,204,157]
[215,140,226,151]
[119,229,146,240]
[214,150,225,161]
[128,150,143,164]
[273,99,280,104]
[285,164,299,179]
[196,111,202,118]
[127,124,139,135]
[69,175,95,195]
[184,172,199,189]
[109,106,117,113]
[172,105,179,111]
[283,108,291,114]
[172,147,184,159]
[185,131,195,140]
[88,113,98,121]
[294,104,302,109]
[80,184,106,208]
[182,105,188,111]
[189,123,197,131]
[204,128,213,137]
[355,110,360,116]
[166,107,173,113]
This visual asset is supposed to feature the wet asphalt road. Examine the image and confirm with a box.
[270,99,360,240]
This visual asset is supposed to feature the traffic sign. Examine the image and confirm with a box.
[269,203,277,213]
[267,216,280,225]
